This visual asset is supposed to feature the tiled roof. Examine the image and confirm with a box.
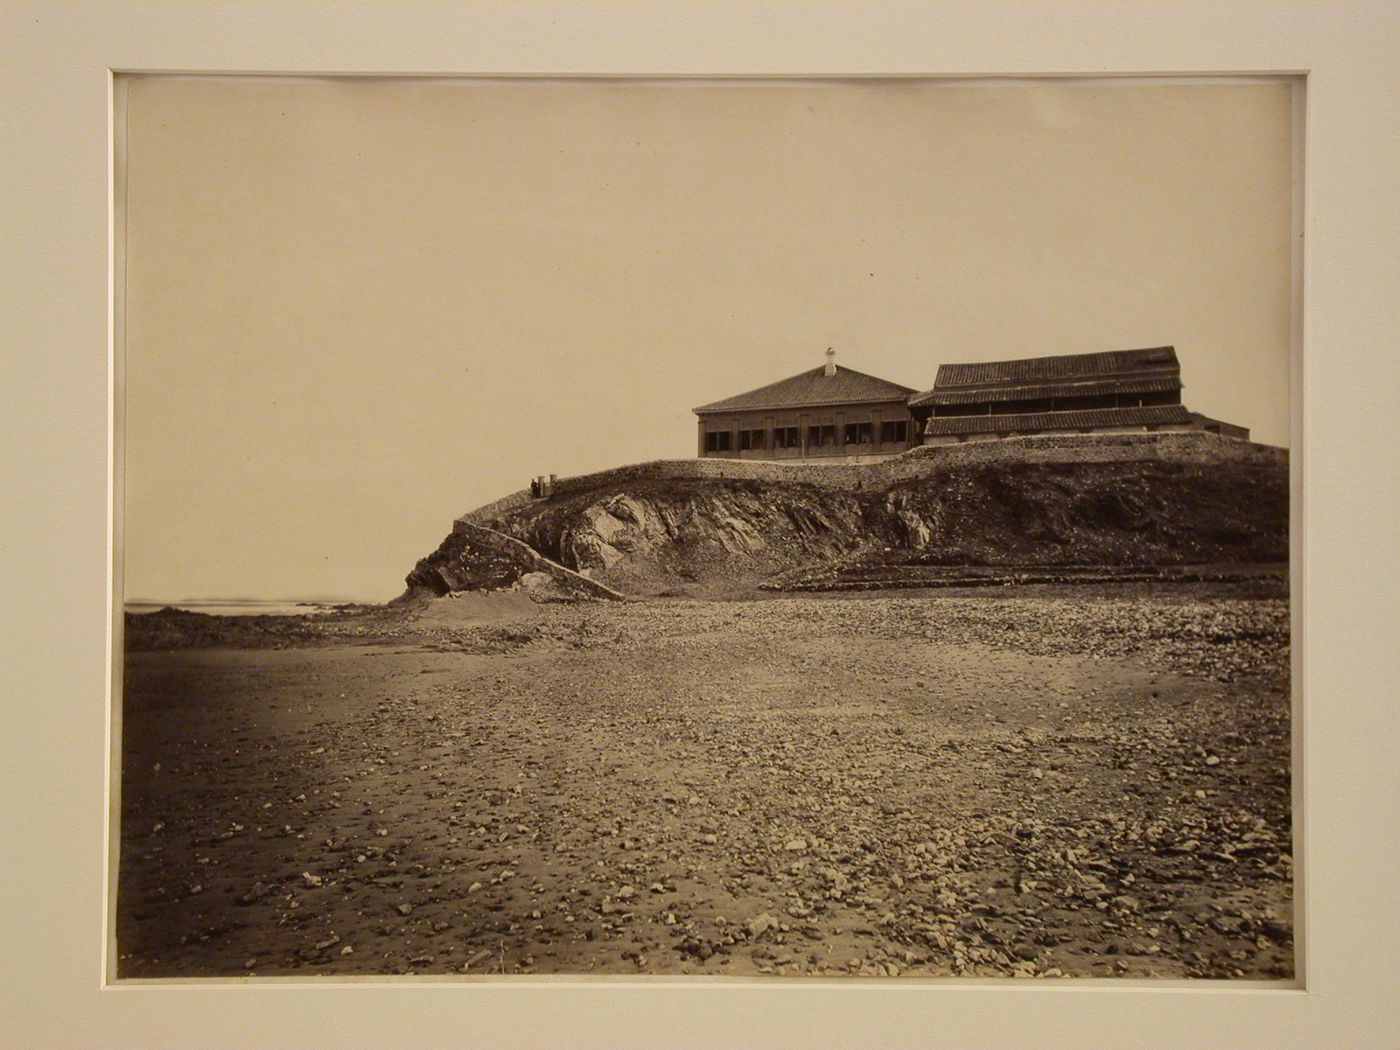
[922,404,1192,437]
[910,375,1181,408]
[933,346,1180,390]
[694,365,917,414]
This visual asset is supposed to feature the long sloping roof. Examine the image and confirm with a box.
[923,404,1191,437]
[694,365,917,414]
[911,374,1181,409]
[929,346,1180,392]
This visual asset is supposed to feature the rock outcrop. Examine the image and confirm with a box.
[406,436,1288,598]
[405,523,625,601]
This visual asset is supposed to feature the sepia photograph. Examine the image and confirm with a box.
[114,74,1297,982]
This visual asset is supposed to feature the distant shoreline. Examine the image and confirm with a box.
[124,599,360,617]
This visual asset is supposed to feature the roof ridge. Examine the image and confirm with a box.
[937,345,1175,368]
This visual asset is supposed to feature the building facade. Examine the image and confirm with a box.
[693,346,1248,460]
[909,346,1249,444]
[693,350,918,463]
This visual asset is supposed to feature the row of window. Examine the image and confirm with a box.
[705,420,908,452]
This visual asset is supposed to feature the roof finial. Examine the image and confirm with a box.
[824,347,836,377]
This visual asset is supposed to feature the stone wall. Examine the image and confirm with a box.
[456,432,1286,525]
[457,488,537,525]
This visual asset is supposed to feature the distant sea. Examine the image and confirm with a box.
[124,599,354,617]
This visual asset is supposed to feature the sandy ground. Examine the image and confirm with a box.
[117,591,1292,980]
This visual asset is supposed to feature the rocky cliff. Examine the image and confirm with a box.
[405,435,1289,599]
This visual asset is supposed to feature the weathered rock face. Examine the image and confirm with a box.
[498,483,871,592]
[404,523,624,601]
[410,444,1288,597]
[871,459,1289,568]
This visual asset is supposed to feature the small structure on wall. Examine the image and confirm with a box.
[693,349,919,463]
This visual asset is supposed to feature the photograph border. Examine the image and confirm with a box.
[105,66,1306,989]
[6,3,1398,1047]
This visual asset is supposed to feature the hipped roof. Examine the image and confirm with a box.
[927,346,1180,393]
[694,365,917,415]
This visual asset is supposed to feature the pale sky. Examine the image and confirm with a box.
[121,77,1294,603]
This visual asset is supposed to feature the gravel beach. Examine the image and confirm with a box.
[117,590,1292,979]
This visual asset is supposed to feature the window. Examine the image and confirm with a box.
[807,424,836,448]
[844,421,873,445]
[772,426,800,449]
[704,431,732,452]
[739,428,766,451]
[879,420,908,444]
